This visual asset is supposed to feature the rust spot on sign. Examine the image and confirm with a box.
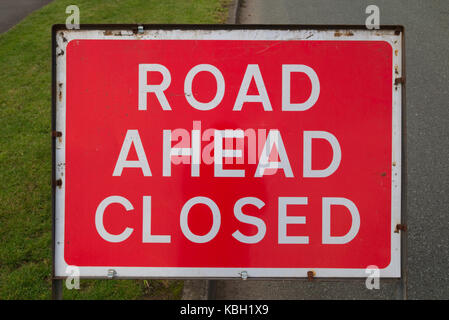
[104,30,124,36]
[58,83,63,101]
[52,131,62,138]
[334,31,354,37]
[307,270,315,281]
[54,179,62,188]
[395,77,405,85]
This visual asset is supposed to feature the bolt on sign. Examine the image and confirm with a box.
[53,25,404,279]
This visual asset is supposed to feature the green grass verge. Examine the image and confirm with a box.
[0,0,230,300]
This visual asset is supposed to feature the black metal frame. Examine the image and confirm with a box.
[51,24,406,299]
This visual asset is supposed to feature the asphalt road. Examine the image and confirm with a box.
[0,0,53,34]
[206,0,449,300]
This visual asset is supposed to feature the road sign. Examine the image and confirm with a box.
[53,25,403,279]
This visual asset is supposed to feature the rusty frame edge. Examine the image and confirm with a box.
[400,25,408,300]
[51,24,63,300]
[51,23,404,32]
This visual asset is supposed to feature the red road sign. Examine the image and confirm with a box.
[53,26,403,278]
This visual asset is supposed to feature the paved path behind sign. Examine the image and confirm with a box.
[207,0,449,300]
[0,0,53,34]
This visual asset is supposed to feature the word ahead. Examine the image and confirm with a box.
[53,27,403,279]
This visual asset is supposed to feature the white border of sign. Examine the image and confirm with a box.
[54,27,402,279]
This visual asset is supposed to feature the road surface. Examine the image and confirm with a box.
[204,0,448,300]
[0,0,53,34]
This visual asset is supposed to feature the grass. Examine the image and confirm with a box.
[0,0,231,300]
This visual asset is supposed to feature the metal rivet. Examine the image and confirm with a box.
[107,269,116,279]
[240,271,248,280]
